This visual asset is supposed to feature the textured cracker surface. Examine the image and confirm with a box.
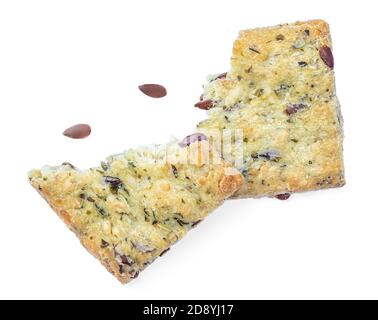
[197,20,345,198]
[29,140,243,283]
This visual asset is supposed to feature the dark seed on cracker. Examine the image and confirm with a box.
[275,193,291,200]
[171,165,179,178]
[191,220,203,228]
[120,255,132,266]
[179,133,208,147]
[285,103,308,115]
[61,162,75,169]
[319,45,334,69]
[195,99,213,110]
[258,150,280,161]
[160,248,170,257]
[215,72,227,80]
[104,176,123,189]
[276,34,285,41]
[101,239,110,248]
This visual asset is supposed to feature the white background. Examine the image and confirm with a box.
[0,0,377,300]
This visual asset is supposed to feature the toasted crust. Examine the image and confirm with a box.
[197,20,345,198]
[29,140,243,283]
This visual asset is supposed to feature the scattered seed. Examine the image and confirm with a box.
[319,45,334,69]
[298,61,308,67]
[63,124,91,139]
[194,99,213,110]
[275,193,291,200]
[138,84,167,98]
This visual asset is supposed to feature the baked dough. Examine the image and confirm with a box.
[29,139,243,283]
[197,20,345,198]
